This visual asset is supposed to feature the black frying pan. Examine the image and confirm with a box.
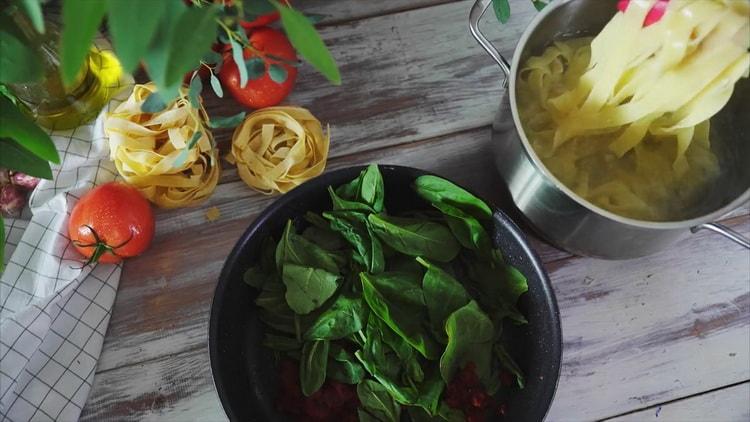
[208,165,562,421]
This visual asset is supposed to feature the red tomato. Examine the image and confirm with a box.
[239,0,289,30]
[68,182,154,264]
[219,27,298,109]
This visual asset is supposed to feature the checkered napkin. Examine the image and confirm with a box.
[0,47,132,421]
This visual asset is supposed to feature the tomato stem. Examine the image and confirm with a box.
[72,225,133,267]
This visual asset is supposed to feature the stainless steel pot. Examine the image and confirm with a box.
[470,0,750,259]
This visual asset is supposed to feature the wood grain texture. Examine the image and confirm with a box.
[301,0,459,25]
[83,215,750,421]
[605,382,750,422]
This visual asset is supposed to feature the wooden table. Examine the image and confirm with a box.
[80,1,750,420]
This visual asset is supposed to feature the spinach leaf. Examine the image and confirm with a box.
[300,340,329,396]
[495,344,525,389]
[370,314,424,384]
[276,220,341,274]
[302,224,345,251]
[360,272,440,360]
[282,264,340,315]
[263,333,301,352]
[417,257,470,339]
[465,256,528,324]
[305,293,367,340]
[368,214,460,263]
[357,379,401,422]
[386,254,424,274]
[439,301,494,385]
[324,210,385,274]
[433,202,492,253]
[336,164,385,213]
[329,186,376,213]
[413,175,492,220]
[327,344,365,384]
[408,404,464,422]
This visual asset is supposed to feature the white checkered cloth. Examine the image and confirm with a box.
[1,51,132,421]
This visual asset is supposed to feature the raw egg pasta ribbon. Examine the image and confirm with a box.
[104,83,220,208]
[231,106,330,195]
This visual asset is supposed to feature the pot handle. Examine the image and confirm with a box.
[691,222,750,249]
[469,0,511,86]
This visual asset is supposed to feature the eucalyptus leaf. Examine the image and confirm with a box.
[492,0,511,24]
[300,340,329,396]
[209,112,246,129]
[271,0,341,85]
[532,0,548,11]
[243,0,275,15]
[230,37,248,87]
[188,75,203,109]
[245,57,266,80]
[209,72,223,98]
[282,264,339,315]
[0,14,43,83]
[202,50,223,65]
[268,63,288,83]
[107,0,166,73]
[60,0,107,85]
[141,91,167,113]
[142,1,184,101]
[0,138,53,179]
[163,5,219,89]
[368,214,460,263]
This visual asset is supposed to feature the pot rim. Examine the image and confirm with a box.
[507,0,750,230]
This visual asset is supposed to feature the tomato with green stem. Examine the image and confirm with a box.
[68,182,154,265]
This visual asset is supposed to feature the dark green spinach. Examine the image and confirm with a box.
[300,340,329,396]
[368,214,460,263]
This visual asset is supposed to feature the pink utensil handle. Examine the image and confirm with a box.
[618,0,669,27]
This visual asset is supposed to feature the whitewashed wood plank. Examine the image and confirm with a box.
[545,220,750,421]
[605,382,750,422]
[302,0,458,25]
[84,216,750,420]
[81,347,225,422]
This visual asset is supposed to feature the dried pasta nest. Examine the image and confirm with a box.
[104,83,220,208]
[230,106,330,195]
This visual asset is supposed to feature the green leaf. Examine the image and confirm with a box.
[0,138,53,179]
[263,333,301,352]
[245,57,266,80]
[357,379,401,422]
[465,255,528,325]
[142,1,185,101]
[0,18,43,83]
[532,0,548,11]
[305,293,366,340]
[209,72,223,98]
[60,0,107,85]
[413,175,492,221]
[141,91,167,113]
[0,97,58,164]
[327,344,365,384]
[268,63,288,83]
[324,211,385,274]
[282,264,340,315]
[439,300,494,385]
[270,0,341,85]
[328,187,375,213]
[230,37,248,87]
[209,112,246,128]
[300,340,329,396]
[243,0,275,15]
[360,271,440,360]
[242,265,271,288]
[276,220,341,274]
[164,5,220,89]
[107,0,166,73]
[368,214,460,263]
[495,344,525,389]
[188,74,203,109]
[416,257,470,338]
[202,50,223,65]
[434,202,492,253]
[302,225,345,251]
[15,0,44,33]
[492,0,511,24]
[336,164,385,212]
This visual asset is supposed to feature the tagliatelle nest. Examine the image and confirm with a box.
[104,83,220,208]
[230,107,330,195]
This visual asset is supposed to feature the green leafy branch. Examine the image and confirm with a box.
[492,0,548,23]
